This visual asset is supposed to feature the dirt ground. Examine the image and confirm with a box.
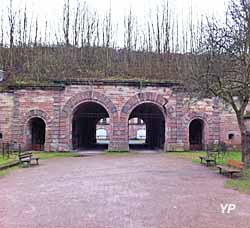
[0,154,250,228]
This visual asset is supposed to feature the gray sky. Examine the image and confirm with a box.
[0,0,228,22]
[0,0,228,47]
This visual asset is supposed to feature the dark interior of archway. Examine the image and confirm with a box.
[72,102,109,150]
[129,103,165,150]
[189,119,203,150]
[30,117,46,151]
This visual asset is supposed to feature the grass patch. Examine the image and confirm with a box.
[32,151,78,160]
[168,151,250,193]
[0,152,78,177]
[0,166,19,177]
[167,151,206,163]
[0,154,18,166]
[225,169,250,194]
[167,151,242,165]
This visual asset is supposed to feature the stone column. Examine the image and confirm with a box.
[109,114,129,151]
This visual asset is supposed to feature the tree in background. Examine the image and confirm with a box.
[181,0,250,166]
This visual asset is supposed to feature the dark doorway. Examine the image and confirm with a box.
[72,102,109,150]
[28,117,46,151]
[129,103,165,151]
[189,119,204,150]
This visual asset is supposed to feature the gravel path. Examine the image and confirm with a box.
[0,154,250,228]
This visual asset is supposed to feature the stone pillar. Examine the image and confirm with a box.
[11,92,23,146]
[109,115,129,151]
[46,91,62,151]
[167,91,185,151]
[209,97,221,147]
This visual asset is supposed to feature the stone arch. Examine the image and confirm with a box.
[60,91,118,150]
[23,109,51,124]
[120,92,168,151]
[22,109,50,151]
[62,91,117,118]
[183,112,212,150]
[121,92,168,120]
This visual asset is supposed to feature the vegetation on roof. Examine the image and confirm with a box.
[0,47,182,87]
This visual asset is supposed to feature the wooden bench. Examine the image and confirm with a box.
[199,152,217,166]
[217,160,244,178]
[19,152,40,167]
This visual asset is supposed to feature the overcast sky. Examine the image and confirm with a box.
[0,0,228,21]
[0,0,229,47]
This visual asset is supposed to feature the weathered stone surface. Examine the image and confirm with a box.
[0,83,242,151]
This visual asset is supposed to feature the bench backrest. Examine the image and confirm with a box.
[228,159,244,169]
[19,152,32,159]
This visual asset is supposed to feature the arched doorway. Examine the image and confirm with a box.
[189,119,204,150]
[129,103,165,151]
[72,102,110,150]
[27,117,46,151]
[129,117,146,145]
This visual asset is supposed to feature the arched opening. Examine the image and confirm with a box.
[129,118,146,145]
[189,119,204,150]
[129,103,165,151]
[72,102,110,150]
[96,128,108,140]
[27,117,46,151]
[137,129,146,140]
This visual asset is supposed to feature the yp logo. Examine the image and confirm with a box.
[220,203,236,214]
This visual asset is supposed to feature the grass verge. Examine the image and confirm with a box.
[225,168,250,194]
[0,152,78,177]
[0,166,19,177]
[32,152,78,160]
[168,151,250,194]
[0,155,17,166]
[167,151,241,165]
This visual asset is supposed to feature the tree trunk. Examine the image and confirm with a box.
[237,115,250,167]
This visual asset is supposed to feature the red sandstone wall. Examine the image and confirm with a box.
[0,83,243,152]
[0,93,14,143]
[220,111,241,150]
[10,89,60,151]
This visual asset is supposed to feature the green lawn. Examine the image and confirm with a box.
[167,151,242,164]
[0,152,78,177]
[0,152,78,165]
[226,168,250,194]
[168,151,250,194]
[0,155,18,166]
[32,152,78,160]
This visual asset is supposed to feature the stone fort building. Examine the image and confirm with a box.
[0,80,241,152]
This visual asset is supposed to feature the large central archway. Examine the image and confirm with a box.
[72,102,110,150]
[129,103,165,150]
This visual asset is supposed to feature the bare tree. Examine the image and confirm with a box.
[34,18,38,47]
[8,0,15,48]
[124,9,134,65]
[0,11,3,47]
[73,0,80,46]
[63,0,70,46]
[181,0,250,166]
